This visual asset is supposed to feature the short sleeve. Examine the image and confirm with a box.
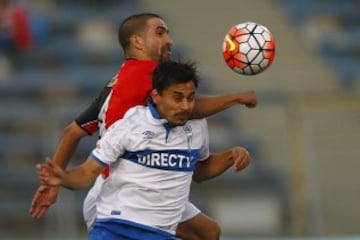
[75,84,112,135]
[91,119,128,165]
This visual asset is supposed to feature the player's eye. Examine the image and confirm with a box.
[156,30,163,35]
[156,27,169,37]
[173,94,183,102]
[187,93,195,102]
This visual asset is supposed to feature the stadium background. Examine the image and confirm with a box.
[0,0,359,239]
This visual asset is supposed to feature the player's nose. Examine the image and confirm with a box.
[180,99,192,111]
[166,34,174,46]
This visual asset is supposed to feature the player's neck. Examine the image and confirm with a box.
[126,51,154,61]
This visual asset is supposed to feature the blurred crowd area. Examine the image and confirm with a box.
[0,0,359,239]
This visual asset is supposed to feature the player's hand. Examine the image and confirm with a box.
[238,91,257,108]
[29,185,59,219]
[36,157,65,187]
[231,147,251,172]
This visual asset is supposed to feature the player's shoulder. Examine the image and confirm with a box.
[108,105,147,131]
[123,105,147,119]
[115,105,148,128]
[106,74,118,87]
[189,118,208,127]
[187,118,208,134]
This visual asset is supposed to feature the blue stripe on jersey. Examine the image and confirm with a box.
[122,149,200,172]
[148,100,161,119]
[90,152,108,167]
[148,100,173,142]
[90,218,176,240]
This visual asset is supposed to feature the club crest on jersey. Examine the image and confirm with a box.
[183,124,192,134]
[107,74,118,87]
[142,130,155,140]
[183,124,193,150]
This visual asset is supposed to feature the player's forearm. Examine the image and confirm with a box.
[53,122,87,169]
[193,150,233,183]
[192,92,253,119]
[62,165,99,190]
[61,171,93,190]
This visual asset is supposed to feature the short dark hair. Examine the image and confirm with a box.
[118,12,163,52]
[152,60,199,94]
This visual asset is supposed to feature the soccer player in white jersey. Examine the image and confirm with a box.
[30,12,257,240]
[37,60,251,240]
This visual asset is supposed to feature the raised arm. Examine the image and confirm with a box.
[191,91,257,119]
[192,147,251,183]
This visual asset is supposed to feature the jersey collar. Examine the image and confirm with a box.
[147,100,174,142]
[148,99,162,120]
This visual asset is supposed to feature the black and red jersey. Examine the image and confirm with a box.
[74,59,158,137]
[74,78,114,135]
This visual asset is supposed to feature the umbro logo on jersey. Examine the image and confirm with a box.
[142,131,155,140]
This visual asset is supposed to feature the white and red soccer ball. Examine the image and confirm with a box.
[222,22,275,75]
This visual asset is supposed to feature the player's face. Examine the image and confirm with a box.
[142,18,173,61]
[152,82,196,126]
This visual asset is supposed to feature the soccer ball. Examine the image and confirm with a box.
[222,22,275,75]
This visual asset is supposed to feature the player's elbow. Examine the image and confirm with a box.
[192,173,207,183]
[193,162,215,183]
[63,122,87,140]
[192,176,203,183]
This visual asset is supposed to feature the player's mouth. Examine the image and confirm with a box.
[167,46,172,55]
[175,111,190,121]
[162,46,172,58]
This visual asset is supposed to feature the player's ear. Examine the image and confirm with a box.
[130,35,144,50]
[151,89,160,104]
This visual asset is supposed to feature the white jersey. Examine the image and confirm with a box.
[90,104,209,234]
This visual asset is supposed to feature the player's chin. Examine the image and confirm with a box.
[175,117,189,126]
[168,118,184,127]
[161,49,172,59]
[161,53,171,60]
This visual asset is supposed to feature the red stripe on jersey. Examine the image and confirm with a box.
[104,59,157,129]
[102,166,110,179]
[81,120,99,134]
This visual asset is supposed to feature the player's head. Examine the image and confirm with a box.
[118,12,173,61]
[151,60,199,126]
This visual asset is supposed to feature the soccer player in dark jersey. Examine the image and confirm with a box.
[30,13,257,240]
